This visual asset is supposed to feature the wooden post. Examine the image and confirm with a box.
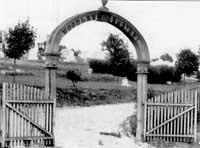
[136,62,148,142]
[45,53,59,146]
[2,83,6,147]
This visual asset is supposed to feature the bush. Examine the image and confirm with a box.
[89,59,181,84]
[89,59,111,74]
[126,59,137,81]
[196,71,200,82]
[89,59,137,81]
[148,65,181,84]
[66,69,82,87]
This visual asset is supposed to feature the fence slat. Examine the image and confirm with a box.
[174,91,177,141]
[191,89,194,138]
[170,92,173,141]
[156,95,159,140]
[194,90,197,142]
[183,90,187,142]
[144,99,147,141]
[164,93,167,138]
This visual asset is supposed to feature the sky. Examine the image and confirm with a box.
[1,0,200,62]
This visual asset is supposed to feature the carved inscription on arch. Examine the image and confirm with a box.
[61,11,140,43]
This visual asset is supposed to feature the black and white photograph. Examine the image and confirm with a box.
[1,0,200,147]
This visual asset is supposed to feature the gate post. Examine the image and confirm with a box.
[136,61,149,142]
[2,83,6,147]
[45,53,59,145]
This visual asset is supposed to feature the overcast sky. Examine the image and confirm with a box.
[1,0,200,61]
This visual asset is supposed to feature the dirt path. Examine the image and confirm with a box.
[54,103,152,148]
[54,103,200,148]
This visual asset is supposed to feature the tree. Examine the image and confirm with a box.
[101,33,132,77]
[66,69,82,87]
[3,20,36,82]
[160,53,173,62]
[175,49,199,76]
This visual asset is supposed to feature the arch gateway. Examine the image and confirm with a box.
[45,9,150,142]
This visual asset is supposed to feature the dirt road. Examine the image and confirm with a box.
[54,103,152,148]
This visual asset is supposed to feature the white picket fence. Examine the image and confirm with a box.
[0,83,54,147]
[144,87,200,142]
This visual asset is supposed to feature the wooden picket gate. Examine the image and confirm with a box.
[0,83,54,147]
[144,88,198,142]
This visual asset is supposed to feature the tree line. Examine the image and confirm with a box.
[1,20,200,84]
[89,33,199,84]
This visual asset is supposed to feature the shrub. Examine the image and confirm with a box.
[197,71,200,81]
[89,59,181,84]
[88,59,137,81]
[126,59,137,81]
[66,69,82,87]
[88,59,111,74]
[148,65,181,84]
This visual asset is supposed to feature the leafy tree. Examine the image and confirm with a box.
[3,20,36,82]
[160,53,173,62]
[66,69,82,87]
[175,49,199,76]
[101,33,132,77]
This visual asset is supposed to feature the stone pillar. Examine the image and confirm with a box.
[136,61,149,142]
[45,53,59,146]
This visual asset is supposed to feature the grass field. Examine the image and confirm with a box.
[0,59,199,107]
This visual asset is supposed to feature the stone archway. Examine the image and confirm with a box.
[45,9,150,142]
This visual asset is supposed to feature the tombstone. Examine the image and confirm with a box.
[166,81,171,85]
[16,68,22,72]
[121,77,131,87]
[88,68,93,75]
[8,66,12,70]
